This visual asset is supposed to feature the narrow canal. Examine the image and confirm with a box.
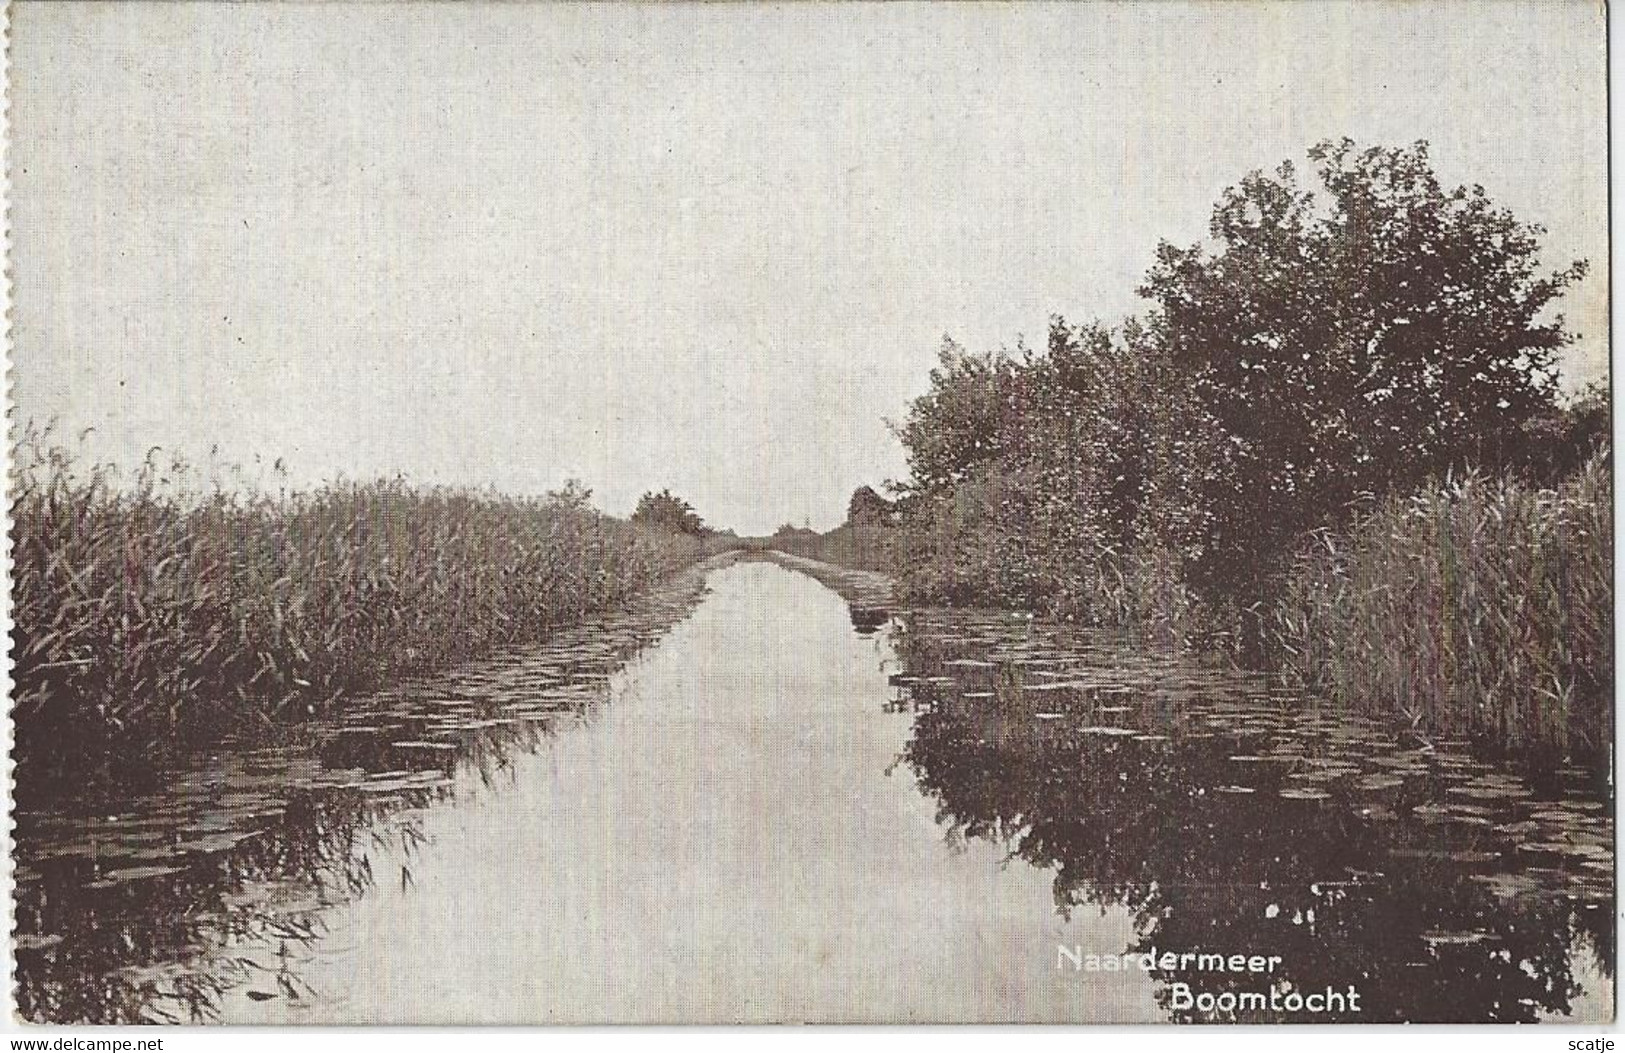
[13,557,1612,1023]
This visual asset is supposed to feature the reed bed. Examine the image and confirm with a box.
[11,433,721,776]
[1272,451,1612,759]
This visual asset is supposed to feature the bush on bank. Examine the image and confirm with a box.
[871,139,1609,760]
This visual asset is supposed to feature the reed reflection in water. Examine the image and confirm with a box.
[220,559,1160,1023]
[14,557,1613,1024]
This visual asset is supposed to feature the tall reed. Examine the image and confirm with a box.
[1272,451,1611,759]
[11,430,719,776]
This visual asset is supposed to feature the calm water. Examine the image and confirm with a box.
[13,557,1615,1023]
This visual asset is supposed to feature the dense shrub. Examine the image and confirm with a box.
[632,488,711,535]
[890,321,1213,633]
[880,139,1606,757]
[1140,139,1587,600]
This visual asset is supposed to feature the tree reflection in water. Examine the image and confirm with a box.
[891,610,1614,1023]
[13,565,1612,1025]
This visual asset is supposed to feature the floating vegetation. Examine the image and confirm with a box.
[890,594,1614,1024]
[1389,848,1503,866]
[87,865,187,888]
[13,557,724,1025]
[1448,783,1535,801]
[886,602,1614,945]
[1421,930,1497,948]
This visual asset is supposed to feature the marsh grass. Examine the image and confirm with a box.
[1272,451,1612,759]
[11,428,720,778]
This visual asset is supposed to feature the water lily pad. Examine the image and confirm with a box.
[1447,784,1532,801]
[1295,769,1361,784]
[1422,930,1495,946]
[1516,841,1602,861]
[176,831,261,855]
[1390,847,1502,865]
[88,864,186,887]
[33,840,102,861]
[1468,872,1544,899]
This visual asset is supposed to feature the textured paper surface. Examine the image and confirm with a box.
[6,1,1613,1026]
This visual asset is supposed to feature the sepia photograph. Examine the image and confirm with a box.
[5,0,1614,1028]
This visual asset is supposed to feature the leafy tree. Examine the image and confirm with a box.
[895,336,1026,496]
[632,489,707,535]
[1139,138,1588,598]
[892,319,1192,619]
[846,485,895,527]
[545,477,596,513]
[1516,381,1610,485]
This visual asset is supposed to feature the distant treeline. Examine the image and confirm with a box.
[786,140,1611,762]
[11,429,735,786]
[763,486,895,572]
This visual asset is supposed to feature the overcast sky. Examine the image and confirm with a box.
[11,1,1608,534]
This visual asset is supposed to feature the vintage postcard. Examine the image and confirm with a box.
[5,0,1613,1028]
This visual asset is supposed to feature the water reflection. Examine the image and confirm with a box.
[890,608,1614,1023]
[13,559,726,1023]
[16,784,438,1022]
[218,559,1155,1024]
[13,556,1614,1024]
[849,607,890,636]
